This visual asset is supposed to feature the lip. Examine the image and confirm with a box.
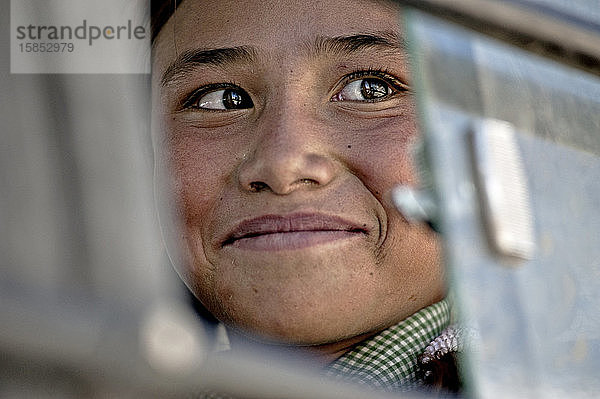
[222,213,369,251]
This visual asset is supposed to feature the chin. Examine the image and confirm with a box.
[206,281,399,348]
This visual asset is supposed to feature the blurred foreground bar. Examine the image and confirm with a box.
[399,0,600,76]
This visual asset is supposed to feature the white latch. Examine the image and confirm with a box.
[469,119,535,262]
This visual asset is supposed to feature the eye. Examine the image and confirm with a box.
[184,85,254,110]
[331,71,409,103]
[336,78,391,101]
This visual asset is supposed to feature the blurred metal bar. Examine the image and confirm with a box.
[0,277,425,398]
[398,0,600,76]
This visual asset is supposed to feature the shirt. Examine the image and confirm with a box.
[324,299,451,391]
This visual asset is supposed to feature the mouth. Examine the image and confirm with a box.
[222,213,369,251]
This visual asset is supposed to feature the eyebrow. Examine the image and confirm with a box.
[161,46,257,87]
[311,32,406,55]
[160,32,405,87]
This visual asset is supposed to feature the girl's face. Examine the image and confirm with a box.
[152,0,445,346]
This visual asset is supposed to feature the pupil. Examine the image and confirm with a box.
[361,79,388,100]
[223,89,251,109]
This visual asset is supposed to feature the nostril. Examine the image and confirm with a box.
[249,181,269,192]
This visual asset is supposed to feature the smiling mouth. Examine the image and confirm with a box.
[222,213,368,251]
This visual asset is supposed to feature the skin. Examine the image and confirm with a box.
[152,0,445,362]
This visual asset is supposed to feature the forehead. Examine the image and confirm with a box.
[153,0,403,74]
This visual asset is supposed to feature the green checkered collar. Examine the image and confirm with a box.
[324,299,450,390]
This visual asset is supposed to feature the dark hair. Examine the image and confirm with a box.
[151,0,182,43]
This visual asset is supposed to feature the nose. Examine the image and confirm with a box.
[237,109,339,195]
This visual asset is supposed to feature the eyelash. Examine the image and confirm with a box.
[179,68,409,110]
[335,68,410,97]
[180,81,243,110]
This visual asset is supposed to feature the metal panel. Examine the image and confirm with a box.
[405,9,600,398]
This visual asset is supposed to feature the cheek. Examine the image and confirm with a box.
[343,113,419,200]
[339,112,443,296]
[169,144,219,220]
[164,123,236,217]
[161,123,242,276]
